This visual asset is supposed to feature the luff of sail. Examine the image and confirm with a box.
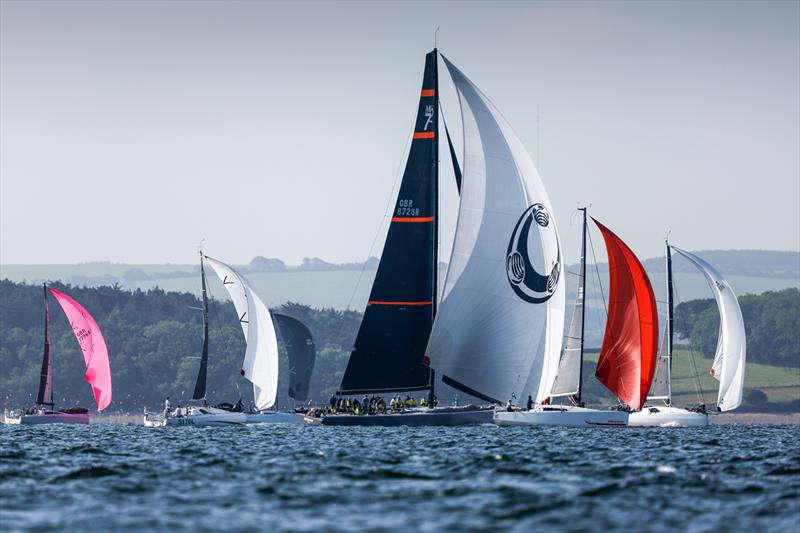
[338,50,439,395]
[36,284,54,406]
[426,55,566,404]
[205,255,280,411]
[48,288,112,411]
[671,246,746,411]
[592,219,658,411]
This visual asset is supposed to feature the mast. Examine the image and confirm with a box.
[192,251,210,402]
[665,240,674,406]
[36,283,54,407]
[576,208,588,404]
[429,47,440,404]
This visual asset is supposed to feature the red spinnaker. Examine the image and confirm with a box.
[592,219,658,411]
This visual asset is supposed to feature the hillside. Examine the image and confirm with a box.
[1,250,798,312]
[1,280,797,414]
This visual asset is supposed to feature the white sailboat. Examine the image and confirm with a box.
[495,210,658,427]
[204,255,311,424]
[628,243,746,427]
[158,252,247,427]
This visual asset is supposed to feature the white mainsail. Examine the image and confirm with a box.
[671,247,746,411]
[205,255,279,410]
[648,322,671,400]
[550,283,583,398]
[426,56,565,404]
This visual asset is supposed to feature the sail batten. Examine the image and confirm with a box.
[592,219,658,411]
[671,246,746,411]
[48,288,112,411]
[426,55,565,404]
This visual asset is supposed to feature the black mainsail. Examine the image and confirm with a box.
[36,284,54,407]
[273,313,316,402]
[192,253,210,401]
[338,50,440,395]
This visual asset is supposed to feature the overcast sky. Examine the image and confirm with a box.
[1,0,798,266]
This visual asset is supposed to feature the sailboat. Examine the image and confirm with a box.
[311,48,564,426]
[495,214,659,426]
[628,243,746,427]
[204,254,316,424]
[3,285,112,425]
[159,253,247,427]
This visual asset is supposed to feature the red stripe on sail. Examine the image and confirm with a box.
[368,301,433,306]
[592,218,658,411]
[391,217,434,223]
[413,131,435,139]
[420,89,435,97]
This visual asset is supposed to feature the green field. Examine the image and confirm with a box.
[583,349,800,406]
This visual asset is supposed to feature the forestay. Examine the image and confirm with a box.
[205,256,279,411]
[671,247,746,411]
[426,56,565,404]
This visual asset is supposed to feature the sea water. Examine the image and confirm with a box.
[1,423,798,531]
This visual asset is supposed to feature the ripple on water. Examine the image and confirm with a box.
[0,423,797,531]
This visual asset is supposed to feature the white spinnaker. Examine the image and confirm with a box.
[671,247,746,411]
[205,256,279,410]
[426,56,565,404]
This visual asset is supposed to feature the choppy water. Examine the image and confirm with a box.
[1,423,798,531]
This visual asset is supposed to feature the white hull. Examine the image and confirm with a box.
[164,406,246,427]
[494,405,629,427]
[20,413,90,425]
[245,411,301,424]
[628,406,709,427]
[1,411,21,425]
[143,415,166,427]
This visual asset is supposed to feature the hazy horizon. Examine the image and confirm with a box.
[2,0,799,266]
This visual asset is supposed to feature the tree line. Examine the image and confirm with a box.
[0,280,796,413]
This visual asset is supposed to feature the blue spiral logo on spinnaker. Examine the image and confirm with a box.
[506,203,560,304]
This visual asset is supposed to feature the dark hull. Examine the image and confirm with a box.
[317,405,495,427]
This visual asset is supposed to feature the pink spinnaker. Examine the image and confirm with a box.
[49,288,112,411]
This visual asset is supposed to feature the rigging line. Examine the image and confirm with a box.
[344,108,417,312]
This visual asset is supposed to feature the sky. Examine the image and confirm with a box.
[1,0,798,266]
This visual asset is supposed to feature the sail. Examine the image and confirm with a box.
[550,283,583,397]
[338,50,439,394]
[48,288,112,411]
[205,255,279,411]
[592,219,658,411]
[649,322,671,400]
[550,210,587,398]
[36,285,53,406]
[192,257,210,401]
[671,246,746,411]
[273,314,316,401]
[426,55,566,404]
